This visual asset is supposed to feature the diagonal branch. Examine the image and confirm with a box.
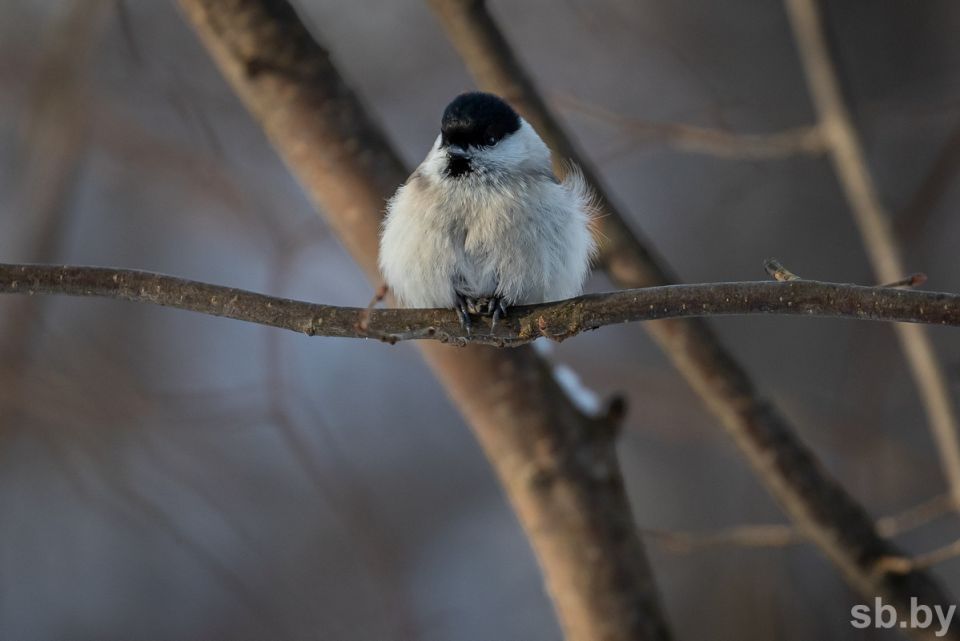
[3,262,960,346]
[427,1,960,637]
[784,0,960,512]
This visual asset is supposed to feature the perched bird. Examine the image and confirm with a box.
[379,91,596,332]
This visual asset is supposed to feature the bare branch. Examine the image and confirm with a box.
[876,493,955,538]
[428,1,960,635]
[880,538,960,575]
[644,524,801,553]
[784,0,960,514]
[880,273,928,289]
[553,93,827,159]
[645,493,953,553]
[3,262,960,346]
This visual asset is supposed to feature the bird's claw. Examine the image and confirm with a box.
[454,292,473,335]
[487,296,509,330]
[453,293,509,334]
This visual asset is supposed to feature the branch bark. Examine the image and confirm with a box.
[175,2,671,640]
[784,0,960,512]
[427,1,960,637]
[3,263,960,345]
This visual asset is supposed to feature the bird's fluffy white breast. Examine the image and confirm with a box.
[379,121,596,309]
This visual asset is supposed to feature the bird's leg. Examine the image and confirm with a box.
[486,296,509,330]
[454,292,473,335]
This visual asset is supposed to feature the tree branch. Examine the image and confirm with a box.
[880,538,960,575]
[553,93,827,160]
[3,262,960,346]
[644,493,953,554]
[0,263,960,347]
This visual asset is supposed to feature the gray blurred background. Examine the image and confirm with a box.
[1,1,960,639]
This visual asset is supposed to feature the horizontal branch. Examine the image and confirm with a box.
[644,493,953,554]
[879,538,960,575]
[553,94,827,159]
[2,263,959,346]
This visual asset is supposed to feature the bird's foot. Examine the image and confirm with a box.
[453,293,509,334]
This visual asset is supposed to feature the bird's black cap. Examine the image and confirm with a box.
[440,92,521,149]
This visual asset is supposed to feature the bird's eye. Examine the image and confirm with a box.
[488,136,497,145]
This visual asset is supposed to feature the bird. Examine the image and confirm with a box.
[378,91,596,333]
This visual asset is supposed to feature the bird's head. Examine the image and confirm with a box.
[427,92,551,181]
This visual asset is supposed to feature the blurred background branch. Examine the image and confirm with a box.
[554,93,827,160]
[645,493,953,553]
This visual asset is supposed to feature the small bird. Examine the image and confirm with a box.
[379,91,596,332]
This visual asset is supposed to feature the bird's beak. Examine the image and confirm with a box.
[444,145,473,178]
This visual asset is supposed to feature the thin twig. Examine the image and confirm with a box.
[877,493,955,538]
[879,538,960,575]
[645,493,954,553]
[767,260,927,290]
[356,283,389,334]
[881,273,928,289]
[784,0,960,515]
[554,93,828,159]
[3,263,960,346]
